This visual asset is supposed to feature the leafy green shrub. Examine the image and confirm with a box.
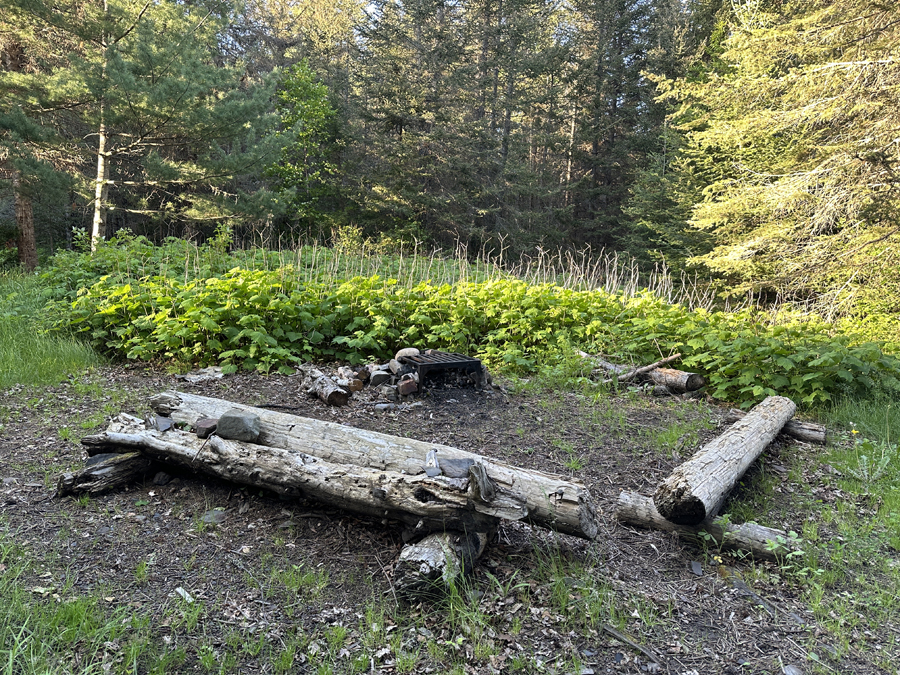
[42,240,900,407]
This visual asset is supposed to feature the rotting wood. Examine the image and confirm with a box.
[57,452,154,497]
[724,408,826,445]
[394,530,491,596]
[653,396,797,525]
[80,417,512,534]
[150,391,599,539]
[298,363,349,406]
[616,491,797,562]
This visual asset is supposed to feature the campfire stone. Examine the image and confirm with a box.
[216,409,261,442]
[380,385,399,401]
[389,359,402,374]
[193,418,218,439]
[394,347,420,360]
[370,371,392,387]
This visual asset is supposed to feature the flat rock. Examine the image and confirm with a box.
[193,418,218,439]
[395,347,420,360]
[216,409,261,442]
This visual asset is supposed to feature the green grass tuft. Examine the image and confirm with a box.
[0,273,101,388]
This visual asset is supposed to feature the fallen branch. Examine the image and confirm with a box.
[616,491,796,562]
[601,353,683,384]
[150,392,600,540]
[653,396,796,525]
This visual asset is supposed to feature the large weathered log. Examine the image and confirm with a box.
[82,420,513,534]
[645,368,706,393]
[150,391,599,540]
[616,491,796,562]
[724,409,826,445]
[653,396,796,525]
[394,530,490,596]
[298,364,349,406]
[57,452,154,497]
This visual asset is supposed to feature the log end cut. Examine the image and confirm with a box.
[652,483,707,526]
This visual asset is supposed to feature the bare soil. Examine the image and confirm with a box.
[0,365,891,674]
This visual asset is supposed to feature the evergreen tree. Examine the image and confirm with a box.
[662,0,900,319]
[1,0,286,248]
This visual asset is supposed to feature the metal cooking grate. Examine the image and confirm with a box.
[399,351,482,384]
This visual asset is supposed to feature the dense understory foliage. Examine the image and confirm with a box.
[42,237,900,408]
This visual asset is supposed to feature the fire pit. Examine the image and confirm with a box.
[399,351,483,385]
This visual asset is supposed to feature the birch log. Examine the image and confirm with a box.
[298,364,349,406]
[645,368,706,393]
[724,409,826,445]
[81,420,508,534]
[653,396,796,525]
[150,392,599,540]
[616,491,796,562]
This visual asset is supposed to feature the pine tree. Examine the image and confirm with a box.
[1,0,286,248]
[662,0,900,320]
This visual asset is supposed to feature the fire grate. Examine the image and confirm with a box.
[399,351,482,384]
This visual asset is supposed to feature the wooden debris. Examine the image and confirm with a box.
[81,418,508,534]
[645,367,706,393]
[149,392,600,540]
[394,530,491,596]
[616,491,797,562]
[57,452,154,497]
[298,363,350,406]
[724,408,826,445]
[653,396,797,525]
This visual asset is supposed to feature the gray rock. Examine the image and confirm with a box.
[201,509,228,524]
[216,409,261,442]
[369,371,392,387]
[380,385,399,402]
[153,471,172,486]
[395,347,421,360]
[389,358,402,374]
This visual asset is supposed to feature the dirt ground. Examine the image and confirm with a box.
[0,365,891,674]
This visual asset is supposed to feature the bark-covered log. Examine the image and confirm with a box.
[57,452,154,497]
[298,364,349,406]
[150,392,599,540]
[394,530,491,596]
[82,420,514,534]
[645,368,706,393]
[653,396,797,525]
[616,491,796,562]
[724,409,826,445]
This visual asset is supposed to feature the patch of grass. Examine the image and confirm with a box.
[0,273,101,389]
[270,563,329,598]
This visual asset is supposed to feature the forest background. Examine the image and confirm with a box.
[1,0,898,345]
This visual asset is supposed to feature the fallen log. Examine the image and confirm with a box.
[82,418,510,534]
[150,391,599,540]
[653,396,796,525]
[600,354,683,384]
[645,368,706,394]
[616,491,797,562]
[394,530,490,596]
[298,364,349,406]
[724,409,826,445]
[57,452,154,497]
